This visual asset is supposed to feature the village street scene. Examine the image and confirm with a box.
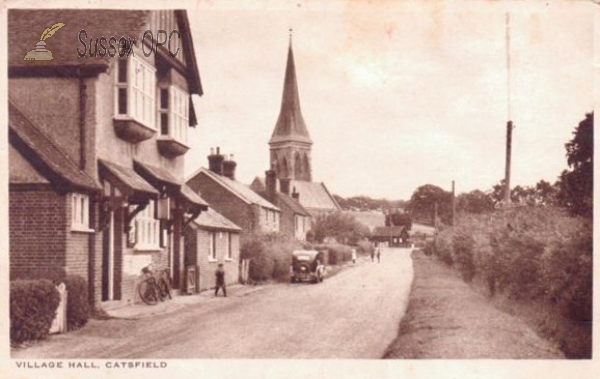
[3,2,595,379]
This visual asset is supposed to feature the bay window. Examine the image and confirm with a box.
[115,56,156,131]
[134,200,160,250]
[158,85,189,144]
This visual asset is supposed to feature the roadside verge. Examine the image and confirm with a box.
[383,250,564,359]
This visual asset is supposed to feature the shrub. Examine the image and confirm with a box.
[452,232,476,282]
[315,243,352,265]
[356,240,374,256]
[241,234,301,282]
[63,275,90,330]
[10,279,60,343]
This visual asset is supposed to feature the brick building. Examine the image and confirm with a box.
[184,207,241,292]
[8,9,207,308]
[186,148,281,236]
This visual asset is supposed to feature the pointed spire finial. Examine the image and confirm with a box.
[289,28,293,44]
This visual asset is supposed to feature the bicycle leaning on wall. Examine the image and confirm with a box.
[138,264,172,305]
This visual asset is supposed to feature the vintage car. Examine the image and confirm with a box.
[290,250,325,283]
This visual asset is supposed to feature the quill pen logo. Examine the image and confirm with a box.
[24,22,65,61]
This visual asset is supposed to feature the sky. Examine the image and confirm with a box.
[184,0,595,200]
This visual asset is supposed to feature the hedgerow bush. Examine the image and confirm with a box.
[63,275,90,331]
[314,243,352,265]
[427,206,592,356]
[240,234,301,283]
[10,279,60,343]
[356,240,374,256]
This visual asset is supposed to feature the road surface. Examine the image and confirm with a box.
[12,247,413,359]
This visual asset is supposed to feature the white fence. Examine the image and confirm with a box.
[49,283,67,334]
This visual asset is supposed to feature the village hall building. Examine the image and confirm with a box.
[8,9,210,308]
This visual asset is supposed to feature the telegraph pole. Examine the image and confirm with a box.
[503,12,514,205]
[452,180,456,227]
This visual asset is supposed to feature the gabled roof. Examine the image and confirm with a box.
[188,168,280,211]
[191,207,242,232]
[9,102,100,192]
[290,180,340,211]
[372,226,408,238]
[276,192,311,217]
[269,39,312,145]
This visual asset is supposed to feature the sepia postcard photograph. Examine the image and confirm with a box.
[1,0,597,378]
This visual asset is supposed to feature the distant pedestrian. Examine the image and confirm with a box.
[351,248,357,265]
[370,248,375,262]
[376,248,381,263]
[215,263,227,297]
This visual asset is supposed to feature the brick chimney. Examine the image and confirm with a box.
[291,186,299,201]
[280,178,291,195]
[222,154,237,180]
[208,147,224,175]
[265,169,277,202]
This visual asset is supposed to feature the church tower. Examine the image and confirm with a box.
[269,32,312,182]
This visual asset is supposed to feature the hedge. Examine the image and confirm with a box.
[63,275,90,331]
[240,234,302,283]
[10,279,60,343]
[429,206,592,320]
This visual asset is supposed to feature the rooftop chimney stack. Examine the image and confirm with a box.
[208,146,225,175]
[265,169,277,202]
[291,187,299,200]
[280,178,291,195]
[222,154,237,180]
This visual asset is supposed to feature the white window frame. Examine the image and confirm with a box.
[158,85,189,144]
[115,56,156,130]
[208,231,217,262]
[134,200,160,251]
[225,232,233,261]
[71,193,91,232]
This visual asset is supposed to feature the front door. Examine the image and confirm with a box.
[101,210,122,301]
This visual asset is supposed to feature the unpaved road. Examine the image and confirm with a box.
[12,247,413,359]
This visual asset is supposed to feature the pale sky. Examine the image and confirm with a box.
[185,0,595,200]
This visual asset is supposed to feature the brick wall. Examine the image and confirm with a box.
[187,173,255,235]
[9,187,68,280]
[186,226,240,292]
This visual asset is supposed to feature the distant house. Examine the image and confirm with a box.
[254,169,311,241]
[370,226,410,247]
[8,9,207,308]
[186,149,281,236]
[184,207,242,292]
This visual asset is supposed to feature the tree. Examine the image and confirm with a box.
[457,190,494,214]
[308,212,370,244]
[406,184,453,226]
[385,211,412,230]
[556,113,593,218]
[491,179,558,207]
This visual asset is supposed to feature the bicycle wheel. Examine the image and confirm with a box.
[139,279,159,305]
[158,278,172,300]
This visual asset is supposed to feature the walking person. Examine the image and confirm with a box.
[351,248,357,265]
[370,247,375,262]
[215,263,227,297]
[376,247,381,263]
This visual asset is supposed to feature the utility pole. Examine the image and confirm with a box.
[503,12,514,205]
[452,180,456,227]
[433,202,438,233]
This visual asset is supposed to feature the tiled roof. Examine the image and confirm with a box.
[189,168,279,211]
[99,159,158,197]
[180,183,209,208]
[9,101,100,192]
[290,180,340,211]
[191,207,242,232]
[134,160,180,188]
[372,226,407,237]
[8,9,149,71]
[276,192,310,216]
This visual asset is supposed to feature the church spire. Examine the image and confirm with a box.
[269,30,312,145]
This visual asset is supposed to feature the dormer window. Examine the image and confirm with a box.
[113,56,157,144]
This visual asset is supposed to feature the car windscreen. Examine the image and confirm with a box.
[296,255,311,261]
